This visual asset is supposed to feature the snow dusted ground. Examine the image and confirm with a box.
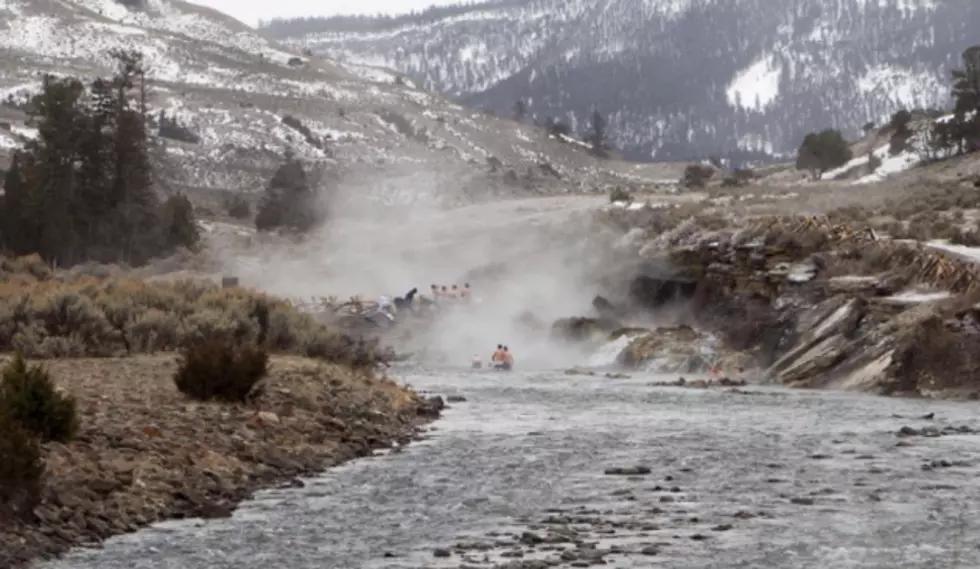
[817,113,976,186]
[0,0,674,206]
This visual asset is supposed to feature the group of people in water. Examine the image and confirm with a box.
[377,282,515,369]
[472,344,514,371]
[429,283,472,301]
[385,282,473,316]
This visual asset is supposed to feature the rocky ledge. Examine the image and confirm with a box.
[560,213,980,399]
[0,354,444,569]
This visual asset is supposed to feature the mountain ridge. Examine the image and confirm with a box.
[264,0,980,163]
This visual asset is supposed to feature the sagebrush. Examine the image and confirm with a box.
[0,255,390,369]
[173,338,269,402]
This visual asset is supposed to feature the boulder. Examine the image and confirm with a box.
[767,296,866,383]
[628,274,699,310]
[246,411,280,429]
[617,325,708,371]
[417,396,445,418]
[592,295,622,319]
[551,316,622,344]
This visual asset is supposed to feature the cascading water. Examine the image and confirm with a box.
[586,333,633,367]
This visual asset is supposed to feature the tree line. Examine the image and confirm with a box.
[257,1,529,37]
[0,50,329,269]
[0,50,198,267]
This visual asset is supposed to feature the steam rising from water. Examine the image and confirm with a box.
[208,176,631,368]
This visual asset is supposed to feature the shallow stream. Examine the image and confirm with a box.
[43,366,980,569]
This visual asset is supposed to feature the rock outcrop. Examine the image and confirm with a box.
[551,316,623,345]
[616,326,712,372]
[647,215,980,398]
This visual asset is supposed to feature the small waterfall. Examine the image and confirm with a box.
[586,334,632,367]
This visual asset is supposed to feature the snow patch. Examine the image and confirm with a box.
[883,290,951,303]
[856,65,944,108]
[10,125,37,139]
[726,54,781,111]
[926,241,980,264]
[0,131,20,149]
[825,114,967,184]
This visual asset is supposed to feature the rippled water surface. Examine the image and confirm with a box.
[46,368,980,569]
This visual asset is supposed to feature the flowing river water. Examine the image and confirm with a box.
[76,193,980,567]
[42,364,980,569]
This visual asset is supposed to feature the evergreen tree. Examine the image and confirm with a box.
[255,154,318,232]
[513,99,526,122]
[588,107,607,157]
[682,164,714,188]
[888,109,913,155]
[1,76,87,263]
[160,193,200,251]
[795,129,852,180]
[952,46,980,119]
[949,45,980,153]
[0,50,198,267]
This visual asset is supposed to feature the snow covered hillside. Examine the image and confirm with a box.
[0,0,680,209]
[265,0,979,163]
[751,111,979,189]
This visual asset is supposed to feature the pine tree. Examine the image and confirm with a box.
[255,155,318,232]
[0,50,197,268]
[588,107,607,157]
[950,45,980,153]
[160,193,199,251]
[1,76,87,264]
[795,129,852,180]
[513,99,526,122]
[952,46,980,118]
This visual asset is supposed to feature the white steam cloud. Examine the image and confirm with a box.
[205,169,638,369]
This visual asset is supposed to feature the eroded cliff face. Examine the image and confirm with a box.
[576,213,980,399]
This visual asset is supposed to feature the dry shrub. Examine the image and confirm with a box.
[0,413,44,522]
[0,354,78,443]
[882,183,980,220]
[0,254,52,283]
[173,338,269,403]
[950,229,980,246]
[826,205,871,224]
[635,203,704,235]
[760,225,830,257]
[609,187,631,202]
[903,218,934,241]
[929,218,959,241]
[0,256,389,369]
[693,213,729,231]
[302,328,393,370]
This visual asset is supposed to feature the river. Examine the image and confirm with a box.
[42,366,980,569]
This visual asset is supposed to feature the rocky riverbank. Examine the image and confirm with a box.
[0,354,444,569]
[565,204,980,399]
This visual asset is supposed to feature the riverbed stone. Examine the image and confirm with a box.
[604,465,652,476]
